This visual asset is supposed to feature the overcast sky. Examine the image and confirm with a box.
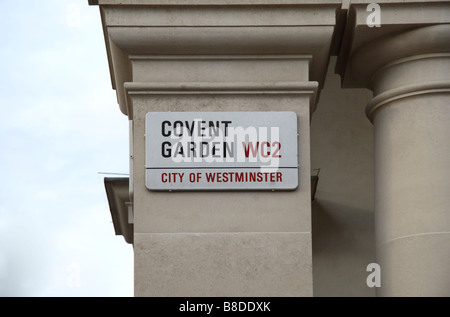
[0,0,134,296]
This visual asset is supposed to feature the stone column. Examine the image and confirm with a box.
[337,1,450,296]
[90,0,341,296]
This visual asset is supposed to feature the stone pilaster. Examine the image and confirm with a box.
[91,0,341,296]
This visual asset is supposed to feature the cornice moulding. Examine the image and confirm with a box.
[124,81,319,118]
[124,81,319,94]
[94,2,341,115]
[107,26,335,55]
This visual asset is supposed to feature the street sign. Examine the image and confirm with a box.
[145,112,298,190]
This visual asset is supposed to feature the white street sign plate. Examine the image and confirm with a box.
[145,112,298,191]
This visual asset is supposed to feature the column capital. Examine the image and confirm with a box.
[337,1,450,88]
[336,1,450,121]
[89,0,342,116]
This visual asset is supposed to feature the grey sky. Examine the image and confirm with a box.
[0,0,133,296]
